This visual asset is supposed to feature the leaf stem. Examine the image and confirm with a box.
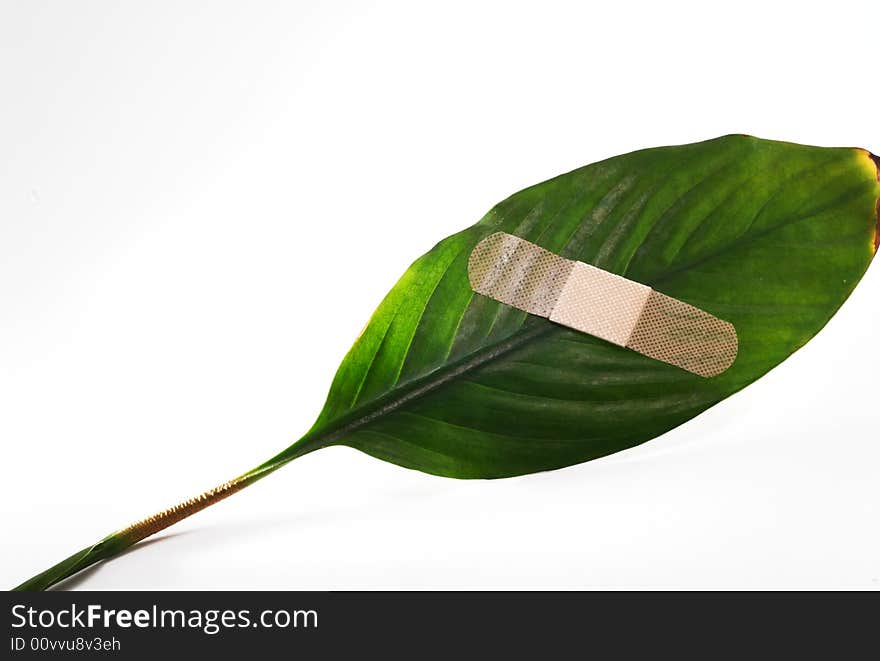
[12,441,319,591]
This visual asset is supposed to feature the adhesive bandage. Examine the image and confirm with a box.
[468,232,738,377]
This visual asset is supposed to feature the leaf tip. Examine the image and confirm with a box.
[863,149,880,182]
[873,153,880,253]
[860,150,880,253]
[875,194,880,254]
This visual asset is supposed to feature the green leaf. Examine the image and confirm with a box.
[272,135,879,479]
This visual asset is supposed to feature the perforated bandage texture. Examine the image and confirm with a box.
[468,232,737,378]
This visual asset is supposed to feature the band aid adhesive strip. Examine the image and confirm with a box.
[467,232,738,378]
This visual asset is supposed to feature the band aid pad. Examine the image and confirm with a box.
[468,232,737,377]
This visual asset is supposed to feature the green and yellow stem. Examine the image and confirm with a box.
[12,443,318,591]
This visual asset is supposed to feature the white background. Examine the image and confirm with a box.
[1,1,878,590]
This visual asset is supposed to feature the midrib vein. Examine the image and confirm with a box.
[288,322,556,456]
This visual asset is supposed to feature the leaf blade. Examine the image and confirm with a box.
[289,135,878,478]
